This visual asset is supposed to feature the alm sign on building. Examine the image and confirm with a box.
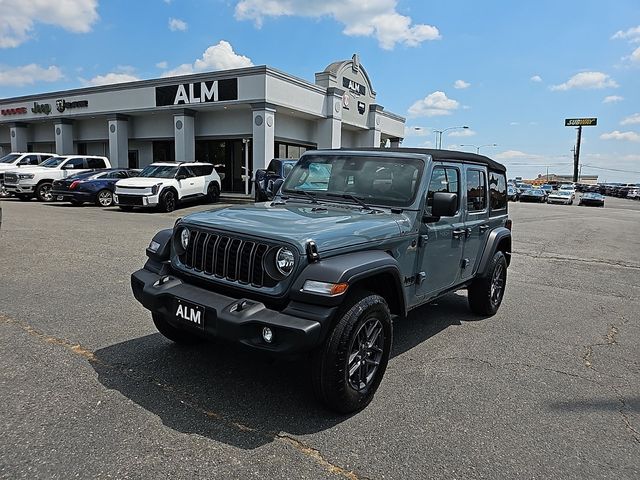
[155,79,238,106]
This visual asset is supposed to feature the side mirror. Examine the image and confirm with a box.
[423,192,458,222]
[63,164,75,169]
[176,174,187,180]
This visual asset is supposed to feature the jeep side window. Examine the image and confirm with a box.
[426,166,459,214]
[466,170,486,212]
[489,171,507,212]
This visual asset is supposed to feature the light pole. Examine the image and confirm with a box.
[460,143,498,154]
[434,125,469,149]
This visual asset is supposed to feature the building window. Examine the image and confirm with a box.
[275,141,314,160]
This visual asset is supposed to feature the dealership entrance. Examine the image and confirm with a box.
[195,139,252,193]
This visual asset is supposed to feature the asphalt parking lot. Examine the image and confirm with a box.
[1,196,639,479]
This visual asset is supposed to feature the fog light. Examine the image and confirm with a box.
[262,327,273,343]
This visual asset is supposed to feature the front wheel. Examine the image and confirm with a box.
[159,190,177,212]
[152,313,202,344]
[468,251,507,316]
[311,292,392,413]
[95,189,114,207]
[36,182,53,202]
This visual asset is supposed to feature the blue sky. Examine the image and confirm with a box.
[1,0,639,182]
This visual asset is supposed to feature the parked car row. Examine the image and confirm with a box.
[0,152,223,212]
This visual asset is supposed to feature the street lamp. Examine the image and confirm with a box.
[434,125,469,149]
[460,143,498,154]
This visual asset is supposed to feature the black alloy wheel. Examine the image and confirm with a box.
[468,250,508,316]
[207,182,220,203]
[96,189,114,207]
[346,317,385,392]
[161,190,177,212]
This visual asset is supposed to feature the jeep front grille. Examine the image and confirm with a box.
[179,230,276,288]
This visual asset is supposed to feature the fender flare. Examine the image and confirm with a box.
[475,227,511,276]
[289,250,406,313]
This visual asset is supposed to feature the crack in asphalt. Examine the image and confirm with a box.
[513,250,640,270]
[0,314,366,480]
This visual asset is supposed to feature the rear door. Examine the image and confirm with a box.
[416,163,466,298]
[460,165,489,281]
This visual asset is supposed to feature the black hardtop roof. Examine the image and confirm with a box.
[317,147,506,173]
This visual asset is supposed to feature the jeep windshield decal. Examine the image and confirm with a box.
[281,155,424,208]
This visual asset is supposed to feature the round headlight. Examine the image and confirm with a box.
[275,247,295,276]
[180,228,190,250]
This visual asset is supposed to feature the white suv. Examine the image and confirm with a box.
[0,152,54,197]
[114,162,221,212]
[4,155,111,201]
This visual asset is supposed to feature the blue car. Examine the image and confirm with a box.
[52,168,140,206]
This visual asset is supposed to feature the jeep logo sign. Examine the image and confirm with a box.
[155,78,238,106]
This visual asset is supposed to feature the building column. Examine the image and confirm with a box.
[54,120,74,155]
[9,122,28,152]
[108,114,129,168]
[251,102,276,171]
[361,104,383,147]
[317,87,344,149]
[174,109,195,161]
[390,137,402,148]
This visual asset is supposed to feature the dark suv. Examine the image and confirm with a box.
[131,148,512,413]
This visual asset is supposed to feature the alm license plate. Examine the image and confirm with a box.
[175,299,205,330]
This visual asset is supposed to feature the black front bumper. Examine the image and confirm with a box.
[131,268,324,354]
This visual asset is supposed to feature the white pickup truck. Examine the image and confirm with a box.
[4,155,111,201]
[0,152,54,197]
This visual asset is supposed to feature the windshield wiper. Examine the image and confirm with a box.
[285,189,318,204]
[326,193,371,210]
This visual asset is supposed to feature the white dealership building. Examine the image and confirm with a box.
[0,55,405,193]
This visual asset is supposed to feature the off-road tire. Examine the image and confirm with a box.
[468,251,507,316]
[36,182,54,202]
[206,182,220,203]
[311,291,392,413]
[152,313,203,344]
[160,189,177,212]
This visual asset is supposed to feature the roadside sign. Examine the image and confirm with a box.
[565,118,597,127]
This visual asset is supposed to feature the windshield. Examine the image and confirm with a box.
[39,156,67,168]
[282,155,424,207]
[138,165,179,178]
[557,191,571,196]
[0,153,21,164]
[559,185,573,190]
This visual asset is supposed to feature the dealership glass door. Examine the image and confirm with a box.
[195,139,252,193]
[153,141,175,162]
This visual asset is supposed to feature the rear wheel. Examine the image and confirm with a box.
[468,251,507,316]
[95,189,113,207]
[152,313,202,344]
[311,291,392,413]
[36,182,53,202]
[206,182,220,203]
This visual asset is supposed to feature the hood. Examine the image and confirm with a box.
[183,201,415,253]
[116,177,166,188]
[2,166,53,174]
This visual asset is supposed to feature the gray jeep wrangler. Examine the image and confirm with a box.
[131,148,511,413]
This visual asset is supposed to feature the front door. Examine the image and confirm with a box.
[416,163,466,298]
[460,166,489,281]
[176,166,199,197]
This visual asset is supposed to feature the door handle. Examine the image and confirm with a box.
[465,227,472,237]
[452,228,466,239]
[479,224,489,233]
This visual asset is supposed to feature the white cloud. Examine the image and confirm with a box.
[550,71,618,91]
[0,0,98,48]
[0,63,63,86]
[168,18,188,31]
[530,75,542,82]
[611,25,640,42]
[494,150,540,160]
[509,121,520,126]
[407,91,459,117]
[234,0,440,50]
[448,128,476,137]
[600,130,640,142]
[156,61,168,69]
[631,46,640,63]
[162,40,253,77]
[603,95,623,103]
[84,72,140,86]
[453,79,470,89]
[620,113,640,125]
